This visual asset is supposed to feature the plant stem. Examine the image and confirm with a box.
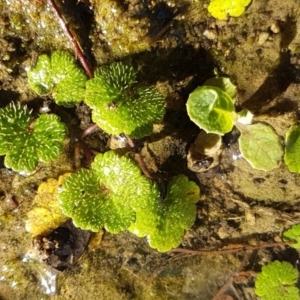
[48,0,93,78]
[82,124,99,138]
[170,241,294,256]
[126,136,152,178]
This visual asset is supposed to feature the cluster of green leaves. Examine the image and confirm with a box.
[0,102,66,173]
[28,52,165,139]
[59,150,200,252]
[208,0,252,20]
[187,78,300,172]
[255,260,299,300]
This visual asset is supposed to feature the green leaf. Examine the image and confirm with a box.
[283,224,300,249]
[186,86,235,135]
[0,102,66,173]
[129,175,200,252]
[33,114,66,162]
[284,124,300,173]
[27,51,87,107]
[237,123,283,171]
[85,62,165,138]
[59,151,153,233]
[203,77,237,99]
[208,0,251,20]
[255,261,299,300]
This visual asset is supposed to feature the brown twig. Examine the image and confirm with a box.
[82,124,99,138]
[126,136,153,178]
[48,0,93,78]
[170,241,295,256]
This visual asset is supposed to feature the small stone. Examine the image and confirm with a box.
[203,29,216,40]
[270,23,280,34]
[257,32,269,45]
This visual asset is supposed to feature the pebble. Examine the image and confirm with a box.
[270,23,280,34]
[257,32,269,45]
[203,29,216,40]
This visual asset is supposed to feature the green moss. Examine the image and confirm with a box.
[91,0,152,60]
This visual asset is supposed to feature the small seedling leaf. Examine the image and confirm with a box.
[203,77,237,99]
[283,224,300,249]
[85,62,165,138]
[186,86,235,135]
[255,260,299,300]
[28,51,87,107]
[284,124,300,173]
[237,123,283,171]
[208,0,251,20]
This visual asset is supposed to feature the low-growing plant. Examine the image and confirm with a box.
[283,224,300,249]
[0,102,66,174]
[27,51,87,107]
[186,85,235,135]
[58,150,200,252]
[85,62,165,138]
[129,174,199,252]
[186,77,283,171]
[255,260,299,300]
[28,51,165,139]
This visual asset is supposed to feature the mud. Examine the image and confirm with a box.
[1,0,300,299]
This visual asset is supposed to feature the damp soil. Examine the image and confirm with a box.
[1,0,300,299]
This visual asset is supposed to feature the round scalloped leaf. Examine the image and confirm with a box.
[208,0,251,20]
[27,51,87,107]
[283,224,300,249]
[284,124,300,173]
[85,62,165,138]
[27,54,52,95]
[33,114,66,162]
[237,123,283,171]
[0,102,66,173]
[255,261,299,300]
[25,174,70,237]
[0,102,31,155]
[129,175,200,252]
[59,151,153,233]
[187,86,234,135]
[128,185,160,238]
